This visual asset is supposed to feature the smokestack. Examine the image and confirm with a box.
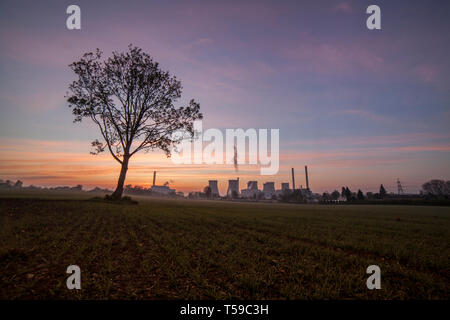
[291,168,295,190]
[305,165,309,190]
[153,171,156,186]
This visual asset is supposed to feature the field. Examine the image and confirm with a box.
[0,192,449,299]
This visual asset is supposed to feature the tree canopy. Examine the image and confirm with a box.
[67,45,202,198]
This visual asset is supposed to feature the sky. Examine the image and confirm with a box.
[0,0,449,194]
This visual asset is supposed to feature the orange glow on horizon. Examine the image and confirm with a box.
[1,138,449,194]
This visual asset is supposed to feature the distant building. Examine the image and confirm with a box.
[241,181,260,199]
[263,182,275,199]
[208,180,219,197]
[247,181,258,190]
[227,178,240,197]
[150,185,176,196]
[188,191,202,199]
[263,182,275,193]
[150,171,175,196]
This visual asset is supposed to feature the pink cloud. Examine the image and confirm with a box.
[2,91,66,112]
[413,63,439,83]
[284,132,450,148]
[0,28,105,68]
[339,109,393,125]
[397,145,450,152]
[282,40,385,76]
[334,2,353,13]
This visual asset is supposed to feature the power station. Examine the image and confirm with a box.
[150,171,176,195]
[201,165,315,201]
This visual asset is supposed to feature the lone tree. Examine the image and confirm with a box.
[67,46,202,199]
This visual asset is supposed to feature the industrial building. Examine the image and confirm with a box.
[295,166,315,202]
[227,178,240,197]
[208,180,220,197]
[150,171,176,196]
[263,182,276,199]
[247,181,258,190]
[241,181,260,199]
[200,165,318,202]
[150,185,176,195]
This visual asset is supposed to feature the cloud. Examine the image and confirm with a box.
[2,91,66,112]
[334,2,353,13]
[192,38,214,46]
[413,63,439,83]
[284,132,450,148]
[282,40,385,76]
[338,108,394,125]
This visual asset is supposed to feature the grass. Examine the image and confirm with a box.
[0,192,449,299]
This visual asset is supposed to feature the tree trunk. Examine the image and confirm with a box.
[111,155,130,199]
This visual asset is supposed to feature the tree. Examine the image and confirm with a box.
[322,192,331,201]
[291,189,304,202]
[67,46,202,199]
[421,180,450,197]
[331,190,340,200]
[203,186,212,199]
[343,187,352,201]
[379,184,387,199]
[14,180,23,188]
[357,189,365,200]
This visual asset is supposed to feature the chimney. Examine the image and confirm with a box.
[153,171,156,186]
[291,168,295,190]
[305,165,309,190]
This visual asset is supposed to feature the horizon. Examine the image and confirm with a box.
[0,172,434,196]
[1,0,449,194]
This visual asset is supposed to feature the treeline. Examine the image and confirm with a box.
[319,180,450,206]
[421,180,450,198]
[321,184,389,202]
[0,179,111,193]
[124,184,153,196]
[124,184,184,198]
[0,179,23,188]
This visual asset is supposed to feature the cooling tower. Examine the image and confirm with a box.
[227,179,239,197]
[263,182,275,193]
[247,181,258,190]
[208,180,219,197]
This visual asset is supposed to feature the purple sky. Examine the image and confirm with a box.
[0,0,449,194]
